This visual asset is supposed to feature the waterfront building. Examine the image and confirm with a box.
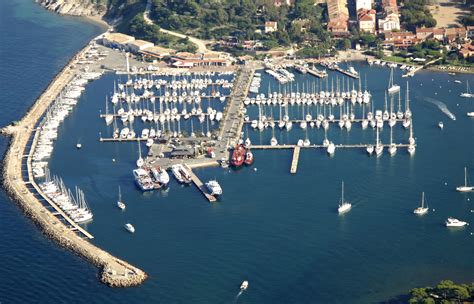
[127,40,154,53]
[459,42,474,59]
[358,9,376,34]
[140,46,174,60]
[383,31,417,49]
[378,0,400,32]
[101,32,135,50]
[171,52,232,67]
[327,0,349,35]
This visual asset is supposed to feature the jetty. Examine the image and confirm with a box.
[307,68,327,78]
[250,143,412,149]
[1,41,147,287]
[184,165,216,202]
[334,66,359,79]
[290,146,300,174]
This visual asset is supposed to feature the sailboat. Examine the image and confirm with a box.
[407,123,416,155]
[387,67,400,94]
[456,167,474,192]
[388,126,397,156]
[104,96,114,125]
[413,192,428,215]
[117,186,125,210]
[375,127,383,156]
[136,140,144,167]
[460,80,473,98]
[337,181,351,214]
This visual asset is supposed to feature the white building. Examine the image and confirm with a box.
[126,40,154,53]
[356,0,372,11]
[101,33,135,50]
[378,13,400,32]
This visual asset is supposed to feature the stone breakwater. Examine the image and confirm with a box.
[36,0,106,16]
[0,42,147,287]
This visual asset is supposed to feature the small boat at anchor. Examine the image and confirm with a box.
[125,223,135,233]
[445,218,468,227]
[413,192,428,215]
[337,181,351,214]
[240,280,249,291]
[456,167,473,192]
[117,186,125,210]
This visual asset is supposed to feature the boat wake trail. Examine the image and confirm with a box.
[233,290,244,303]
[424,97,456,120]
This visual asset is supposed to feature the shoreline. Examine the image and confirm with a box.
[0,37,147,287]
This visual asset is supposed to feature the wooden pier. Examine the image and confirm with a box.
[290,146,300,174]
[184,164,217,202]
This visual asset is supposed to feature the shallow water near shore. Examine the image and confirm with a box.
[1,1,474,303]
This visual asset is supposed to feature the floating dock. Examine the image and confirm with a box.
[184,164,217,202]
[290,146,300,174]
[250,144,412,149]
[307,68,327,78]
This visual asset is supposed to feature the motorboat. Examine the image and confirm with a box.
[240,280,249,291]
[438,121,443,129]
[117,186,125,210]
[206,180,223,196]
[125,223,135,233]
[445,218,468,227]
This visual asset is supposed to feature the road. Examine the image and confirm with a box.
[144,0,212,53]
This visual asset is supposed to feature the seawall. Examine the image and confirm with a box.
[0,40,147,287]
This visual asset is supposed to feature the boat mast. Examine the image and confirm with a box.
[465,167,468,187]
[421,192,425,208]
[341,181,344,203]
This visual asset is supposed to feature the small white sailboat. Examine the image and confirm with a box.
[375,127,383,157]
[413,192,428,215]
[388,126,397,156]
[456,167,473,192]
[117,186,125,210]
[387,68,400,94]
[438,121,443,129]
[76,143,82,149]
[125,223,135,233]
[460,80,473,98]
[338,181,351,214]
[136,140,144,168]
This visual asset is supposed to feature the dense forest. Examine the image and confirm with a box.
[409,280,474,304]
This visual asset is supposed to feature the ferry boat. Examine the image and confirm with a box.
[117,186,125,210]
[337,181,351,214]
[445,218,468,227]
[231,144,246,167]
[206,180,223,196]
[456,167,473,192]
[151,166,170,187]
[244,150,254,165]
[125,223,135,233]
[240,280,249,291]
[171,164,192,184]
[133,168,155,191]
[413,192,428,215]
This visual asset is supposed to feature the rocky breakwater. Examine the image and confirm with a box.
[0,43,147,287]
[36,0,106,16]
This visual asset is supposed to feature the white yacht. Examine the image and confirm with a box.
[240,280,249,291]
[413,192,428,215]
[338,181,351,214]
[388,126,397,156]
[445,218,468,227]
[456,167,473,192]
[117,186,125,210]
[125,223,135,233]
[467,112,474,117]
[151,166,170,187]
[206,179,223,196]
[327,142,335,156]
[270,137,278,146]
[438,121,443,129]
[366,144,374,155]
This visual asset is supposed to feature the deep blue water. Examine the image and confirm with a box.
[1,1,474,303]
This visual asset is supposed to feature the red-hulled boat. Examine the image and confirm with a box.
[231,144,246,167]
[244,150,254,165]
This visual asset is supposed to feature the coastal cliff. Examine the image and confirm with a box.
[36,0,107,16]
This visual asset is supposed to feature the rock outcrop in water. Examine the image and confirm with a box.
[36,0,107,16]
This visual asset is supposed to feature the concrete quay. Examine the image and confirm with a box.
[1,41,147,287]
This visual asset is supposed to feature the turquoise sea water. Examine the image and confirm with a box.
[1,1,473,303]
